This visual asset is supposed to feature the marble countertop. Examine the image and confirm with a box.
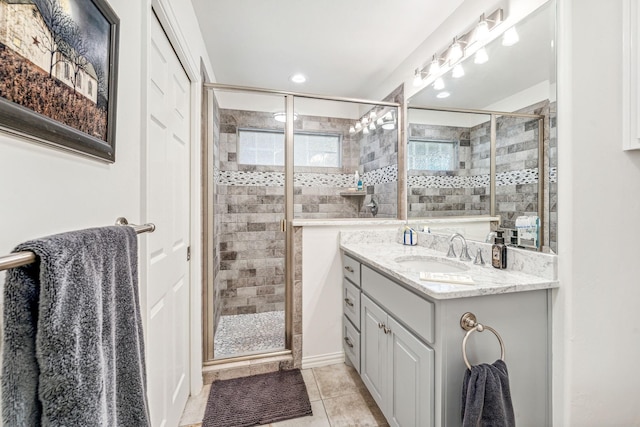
[340,241,559,300]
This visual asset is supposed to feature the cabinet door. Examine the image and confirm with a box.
[387,317,434,427]
[360,295,388,411]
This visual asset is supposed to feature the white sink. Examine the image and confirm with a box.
[393,256,469,273]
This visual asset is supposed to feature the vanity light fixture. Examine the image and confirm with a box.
[437,91,451,99]
[349,125,356,134]
[363,126,370,135]
[502,27,519,46]
[413,68,427,86]
[452,63,465,78]
[410,8,504,89]
[473,14,490,44]
[273,112,298,122]
[349,109,396,135]
[433,77,445,90]
[474,47,489,64]
[369,121,376,131]
[355,122,362,131]
[447,37,464,64]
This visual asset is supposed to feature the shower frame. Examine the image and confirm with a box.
[202,82,403,365]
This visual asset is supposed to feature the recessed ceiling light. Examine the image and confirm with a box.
[273,112,298,122]
[437,91,451,99]
[290,74,306,83]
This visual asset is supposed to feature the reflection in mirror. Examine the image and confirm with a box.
[407,109,492,218]
[407,1,556,252]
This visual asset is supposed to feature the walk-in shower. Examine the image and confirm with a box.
[203,85,400,363]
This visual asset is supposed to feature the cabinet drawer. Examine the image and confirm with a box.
[343,315,360,373]
[362,265,435,344]
[342,254,361,286]
[343,278,361,330]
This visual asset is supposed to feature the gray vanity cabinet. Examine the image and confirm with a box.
[343,251,551,427]
[361,294,434,427]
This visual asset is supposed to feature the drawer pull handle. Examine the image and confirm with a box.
[384,326,392,335]
[344,266,354,273]
[378,322,385,329]
[344,298,354,307]
[344,337,354,348]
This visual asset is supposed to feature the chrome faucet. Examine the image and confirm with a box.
[485,231,497,243]
[447,233,472,261]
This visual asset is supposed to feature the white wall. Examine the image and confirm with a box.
[556,0,640,425]
[0,0,213,399]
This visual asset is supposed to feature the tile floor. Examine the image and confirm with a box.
[214,311,285,359]
[179,363,388,427]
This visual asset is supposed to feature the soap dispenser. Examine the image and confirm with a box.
[491,231,507,269]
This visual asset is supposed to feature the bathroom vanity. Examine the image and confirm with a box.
[340,230,558,427]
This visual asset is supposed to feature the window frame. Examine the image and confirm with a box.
[407,137,459,172]
[237,128,342,168]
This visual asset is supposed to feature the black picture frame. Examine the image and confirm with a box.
[0,0,119,162]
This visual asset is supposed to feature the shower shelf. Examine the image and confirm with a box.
[340,191,367,197]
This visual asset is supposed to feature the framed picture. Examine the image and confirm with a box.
[0,0,119,162]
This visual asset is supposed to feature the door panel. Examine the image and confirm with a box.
[146,14,191,427]
[360,295,387,412]
[388,317,433,427]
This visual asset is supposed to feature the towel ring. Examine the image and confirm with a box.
[460,312,505,370]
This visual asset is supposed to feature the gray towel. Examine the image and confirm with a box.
[461,359,515,427]
[2,226,151,426]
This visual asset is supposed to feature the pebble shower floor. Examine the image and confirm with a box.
[213,311,285,359]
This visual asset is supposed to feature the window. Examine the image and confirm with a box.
[88,80,93,95]
[238,129,341,167]
[64,63,70,79]
[408,139,457,171]
[77,72,82,87]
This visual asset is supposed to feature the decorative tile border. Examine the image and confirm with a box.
[214,166,557,187]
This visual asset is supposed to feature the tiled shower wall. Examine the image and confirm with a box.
[214,109,371,315]
[407,100,557,251]
[407,124,488,217]
[356,85,403,218]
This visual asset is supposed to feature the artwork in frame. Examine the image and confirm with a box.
[0,0,119,162]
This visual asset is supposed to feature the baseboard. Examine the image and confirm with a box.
[301,352,345,369]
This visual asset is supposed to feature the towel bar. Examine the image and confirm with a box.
[460,312,505,370]
[0,217,155,272]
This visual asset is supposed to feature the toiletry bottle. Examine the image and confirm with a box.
[492,231,507,269]
[357,174,363,191]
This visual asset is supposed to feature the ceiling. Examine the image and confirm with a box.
[189,0,464,99]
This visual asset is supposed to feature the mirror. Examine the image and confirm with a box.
[407,1,556,252]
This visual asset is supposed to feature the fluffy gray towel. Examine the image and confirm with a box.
[461,359,515,427]
[2,226,151,426]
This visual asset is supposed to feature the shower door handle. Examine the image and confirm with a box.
[280,219,286,232]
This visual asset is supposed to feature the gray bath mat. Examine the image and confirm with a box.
[202,369,312,427]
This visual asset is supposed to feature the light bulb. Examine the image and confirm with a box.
[355,122,362,131]
[363,127,370,135]
[448,38,463,64]
[376,118,384,126]
[428,55,440,76]
[474,47,489,64]
[502,27,519,46]
[452,63,465,78]
[369,122,376,131]
[413,69,424,86]
[433,77,445,90]
[474,18,489,43]
[349,126,355,134]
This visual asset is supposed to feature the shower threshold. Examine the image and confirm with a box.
[213,310,285,360]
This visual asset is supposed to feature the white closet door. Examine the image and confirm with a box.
[145,13,191,427]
